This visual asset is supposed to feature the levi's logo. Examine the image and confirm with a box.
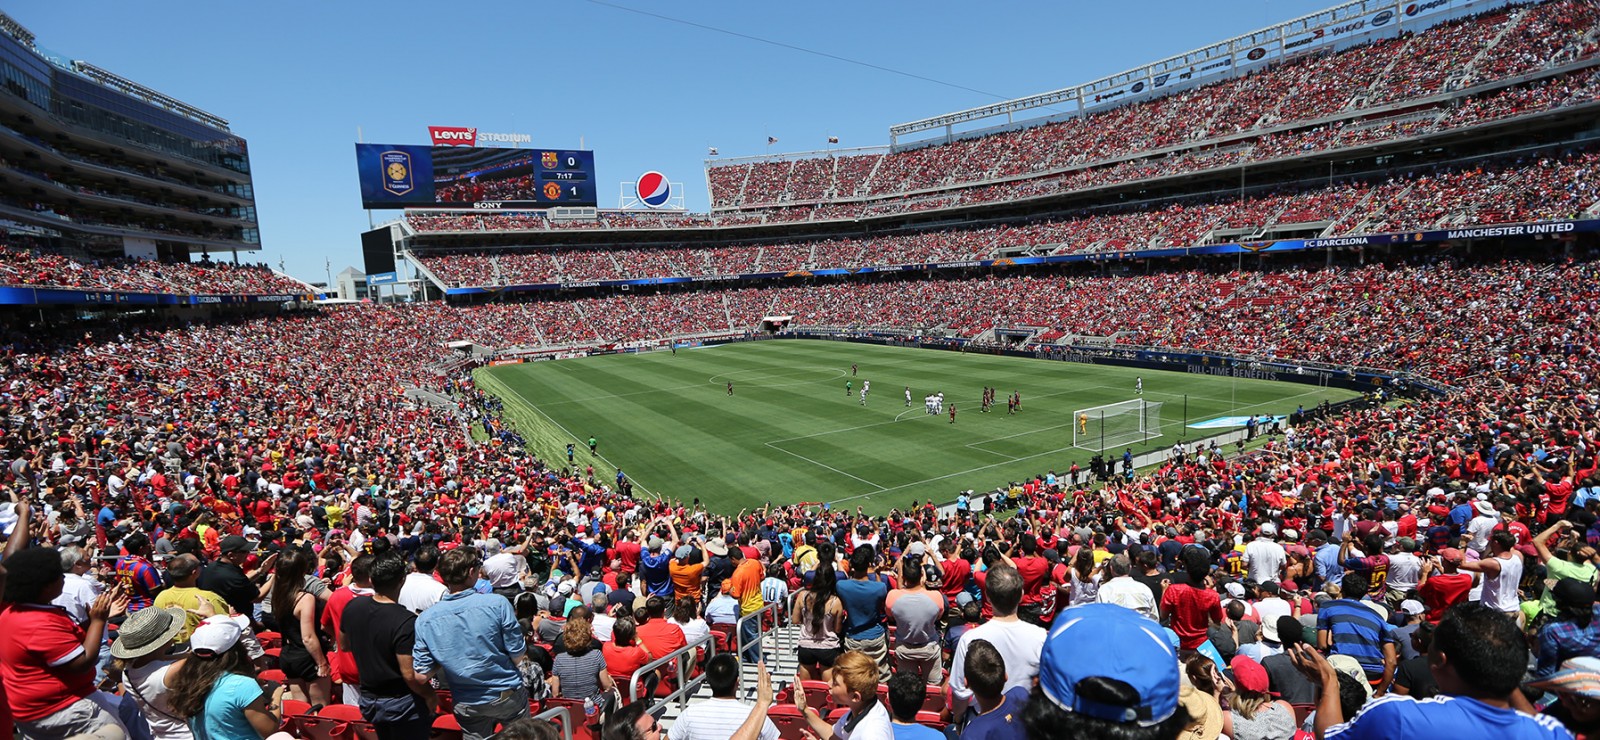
[428,126,477,146]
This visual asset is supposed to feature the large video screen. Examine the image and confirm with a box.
[355,144,596,209]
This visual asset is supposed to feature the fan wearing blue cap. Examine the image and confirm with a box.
[1021,604,1192,740]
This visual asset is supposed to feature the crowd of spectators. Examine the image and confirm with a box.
[413,65,1600,242]
[698,1,1598,217]
[2,243,1600,739]
[0,244,309,295]
[410,146,1600,288]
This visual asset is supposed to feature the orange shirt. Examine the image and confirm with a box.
[669,560,705,601]
[728,559,764,615]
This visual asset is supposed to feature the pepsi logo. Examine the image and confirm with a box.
[636,171,671,208]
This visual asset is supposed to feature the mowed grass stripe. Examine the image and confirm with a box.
[481,341,1362,513]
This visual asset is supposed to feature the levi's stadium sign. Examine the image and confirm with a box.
[427,126,532,147]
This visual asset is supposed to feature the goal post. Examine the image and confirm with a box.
[1072,399,1164,452]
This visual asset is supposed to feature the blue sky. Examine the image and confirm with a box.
[15,0,1329,282]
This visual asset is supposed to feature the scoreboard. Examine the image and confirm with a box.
[355,143,597,209]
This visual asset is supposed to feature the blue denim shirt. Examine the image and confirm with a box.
[413,589,525,706]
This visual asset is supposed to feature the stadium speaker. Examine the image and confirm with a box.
[360,226,397,276]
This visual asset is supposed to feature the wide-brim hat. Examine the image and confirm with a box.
[110,606,187,660]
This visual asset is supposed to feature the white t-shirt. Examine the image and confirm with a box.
[591,612,616,643]
[948,618,1047,701]
[1244,538,1287,584]
[1386,553,1422,592]
[832,698,893,740]
[482,552,524,588]
[668,697,779,740]
[672,617,710,648]
[125,660,189,740]
[399,572,450,614]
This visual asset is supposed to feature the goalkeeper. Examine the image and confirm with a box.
[1077,412,1088,435]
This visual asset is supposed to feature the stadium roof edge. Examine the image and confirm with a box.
[888,0,1513,141]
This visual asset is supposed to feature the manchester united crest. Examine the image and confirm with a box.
[543,182,562,200]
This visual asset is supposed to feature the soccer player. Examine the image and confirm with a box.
[949,404,957,424]
[846,380,852,397]
[589,435,598,456]
[727,381,734,396]
[1135,377,1143,395]
[1078,413,1089,435]
[863,380,870,396]
[859,388,868,406]
[851,363,858,376]
[905,387,912,407]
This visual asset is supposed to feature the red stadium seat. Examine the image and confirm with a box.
[768,705,809,740]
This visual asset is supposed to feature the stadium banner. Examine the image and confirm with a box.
[368,271,400,285]
[355,143,596,209]
[435,218,1600,296]
[1400,0,1461,23]
[786,334,1403,395]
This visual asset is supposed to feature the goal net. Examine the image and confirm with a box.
[1072,399,1164,452]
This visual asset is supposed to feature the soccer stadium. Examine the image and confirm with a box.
[1,1,1599,739]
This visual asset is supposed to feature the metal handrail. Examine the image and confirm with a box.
[529,706,573,740]
[735,599,788,660]
[628,631,716,712]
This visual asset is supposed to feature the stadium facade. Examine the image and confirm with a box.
[0,11,260,262]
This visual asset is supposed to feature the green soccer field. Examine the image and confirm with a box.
[475,341,1360,514]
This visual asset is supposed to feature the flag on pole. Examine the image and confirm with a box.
[827,136,840,144]
[707,146,719,156]
[767,136,778,145]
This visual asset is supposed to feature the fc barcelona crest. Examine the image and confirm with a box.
[380,150,413,196]
[541,151,558,169]
[1239,240,1274,253]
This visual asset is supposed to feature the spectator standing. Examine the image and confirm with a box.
[949,566,1046,720]
[1243,525,1287,585]
[1161,548,1227,663]
[270,547,331,708]
[398,545,449,615]
[836,546,891,680]
[341,555,438,740]
[887,551,945,684]
[1010,534,1053,626]
[1461,532,1525,623]
[1316,573,1398,691]
[1096,555,1157,619]
[413,548,530,740]
[793,565,845,682]
[1417,548,1474,623]
[727,544,767,663]
[198,536,271,623]
[323,553,374,705]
